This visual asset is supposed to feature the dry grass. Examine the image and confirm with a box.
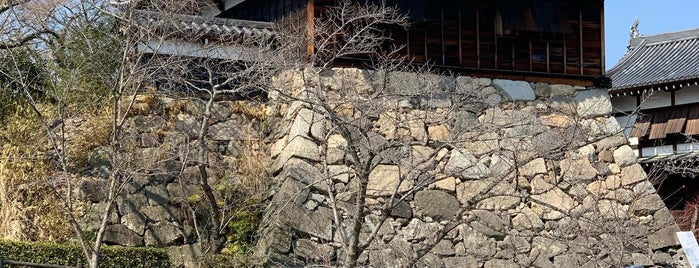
[0,105,75,241]
[65,108,112,168]
[234,129,270,200]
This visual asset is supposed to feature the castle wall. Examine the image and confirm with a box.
[256,68,688,267]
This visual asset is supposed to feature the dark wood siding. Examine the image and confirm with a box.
[379,0,604,80]
[218,0,605,85]
[219,0,308,21]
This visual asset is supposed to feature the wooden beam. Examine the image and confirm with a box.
[441,1,446,65]
[579,10,584,75]
[546,41,550,73]
[476,7,480,68]
[458,6,462,66]
[600,4,606,75]
[306,0,315,57]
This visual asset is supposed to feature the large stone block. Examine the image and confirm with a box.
[270,136,320,174]
[621,164,647,186]
[103,224,144,247]
[367,165,401,196]
[492,79,536,101]
[575,89,613,118]
[614,145,637,167]
[144,222,186,247]
[413,190,460,221]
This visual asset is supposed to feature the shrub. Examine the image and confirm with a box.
[0,239,170,268]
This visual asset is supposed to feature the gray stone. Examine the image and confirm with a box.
[512,207,544,232]
[140,205,176,222]
[470,210,507,239]
[270,136,320,174]
[79,180,108,203]
[173,113,199,138]
[535,83,552,97]
[390,199,413,219]
[631,253,654,266]
[258,226,292,254]
[282,158,329,192]
[553,254,582,267]
[283,206,334,241]
[303,200,318,210]
[208,120,244,141]
[456,180,488,206]
[631,194,665,215]
[133,115,167,133]
[326,134,347,164]
[413,190,460,221]
[103,224,144,246]
[532,237,568,258]
[559,157,598,182]
[289,108,325,141]
[140,132,161,147]
[443,256,478,268]
[649,225,680,250]
[492,79,536,101]
[594,135,628,151]
[145,185,170,206]
[575,89,613,118]
[167,243,203,268]
[476,196,521,210]
[485,259,518,268]
[404,218,441,242]
[433,239,456,256]
[294,239,333,261]
[444,150,489,179]
[121,212,147,236]
[550,84,575,96]
[503,235,531,254]
[367,165,401,196]
[462,227,497,258]
[531,188,577,213]
[327,165,351,183]
[613,145,637,167]
[621,164,647,186]
[116,193,148,216]
[144,222,186,246]
[651,252,673,265]
[419,92,453,109]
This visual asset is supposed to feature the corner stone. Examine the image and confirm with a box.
[492,79,535,101]
[575,89,613,118]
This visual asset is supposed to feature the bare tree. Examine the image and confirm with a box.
[254,1,678,267]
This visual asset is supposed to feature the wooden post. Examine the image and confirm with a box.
[600,3,606,75]
[579,10,584,75]
[306,0,315,57]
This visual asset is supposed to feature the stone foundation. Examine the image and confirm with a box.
[256,68,688,267]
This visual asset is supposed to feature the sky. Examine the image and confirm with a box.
[605,1,699,69]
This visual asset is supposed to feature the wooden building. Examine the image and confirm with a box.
[214,0,607,87]
[609,27,699,214]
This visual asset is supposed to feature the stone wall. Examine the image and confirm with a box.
[77,95,267,267]
[256,69,689,267]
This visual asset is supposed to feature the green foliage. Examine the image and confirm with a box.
[224,209,260,255]
[0,239,170,268]
[199,253,251,268]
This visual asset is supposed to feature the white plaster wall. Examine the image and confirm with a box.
[677,143,699,153]
[612,95,637,113]
[642,145,674,157]
[137,40,242,60]
[640,91,672,109]
[675,85,699,105]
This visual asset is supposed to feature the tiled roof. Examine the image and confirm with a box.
[608,28,699,95]
[135,10,275,40]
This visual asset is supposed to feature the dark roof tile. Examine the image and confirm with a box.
[608,28,699,94]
